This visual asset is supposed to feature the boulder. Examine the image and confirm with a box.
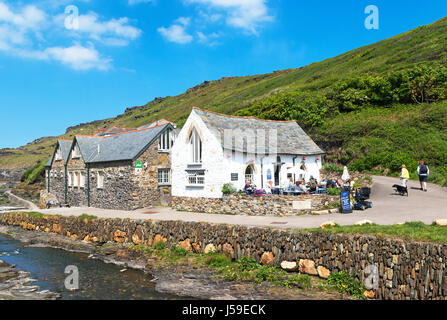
[113,230,126,243]
[260,252,274,266]
[222,243,234,258]
[364,290,375,299]
[435,219,447,226]
[192,243,201,253]
[317,266,331,279]
[355,219,373,226]
[280,261,297,272]
[153,234,167,244]
[204,243,216,254]
[299,259,318,275]
[179,238,192,252]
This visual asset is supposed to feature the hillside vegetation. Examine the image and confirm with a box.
[2,17,447,185]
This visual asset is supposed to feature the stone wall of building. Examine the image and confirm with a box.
[1,212,446,300]
[171,193,339,216]
[131,142,172,208]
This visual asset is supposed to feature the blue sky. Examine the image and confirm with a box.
[1,0,447,148]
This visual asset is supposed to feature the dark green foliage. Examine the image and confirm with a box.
[152,241,166,250]
[21,161,46,184]
[326,188,341,196]
[222,183,237,195]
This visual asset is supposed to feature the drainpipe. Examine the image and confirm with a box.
[64,165,68,203]
[47,169,51,193]
[87,164,90,207]
[293,155,299,183]
[260,156,266,189]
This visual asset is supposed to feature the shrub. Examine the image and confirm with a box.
[236,256,259,272]
[152,241,166,250]
[326,188,341,196]
[21,161,46,184]
[170,245,189,257]
[222,183,237,195]
[328,272,366,299]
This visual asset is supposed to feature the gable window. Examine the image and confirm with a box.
[55,147,62,161]
[72,144,81,159]
[158,128,174,152]
[189,128,202,164]
[158,169,171,185]
[97,172,104,189]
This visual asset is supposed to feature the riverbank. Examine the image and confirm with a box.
[0,225,345,300]
[0,258,59,300]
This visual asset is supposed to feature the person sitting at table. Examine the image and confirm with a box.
[264,181,272,194]
[244,180,254,195]
[297,180,308,193]
[308,176,317,193]
[288,178,295,188]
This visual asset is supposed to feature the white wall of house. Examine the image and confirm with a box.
[172,109,324,199]
[171,110,226,198]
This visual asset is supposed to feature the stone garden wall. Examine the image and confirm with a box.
[172,193,339,216]
[1,212,446,300]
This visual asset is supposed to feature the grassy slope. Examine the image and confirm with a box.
[2,17,447,170]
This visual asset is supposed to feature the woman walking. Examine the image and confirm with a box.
[417,161,430,192]
[400,165,410,187]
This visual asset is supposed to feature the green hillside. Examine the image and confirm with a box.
[2,16,447,185]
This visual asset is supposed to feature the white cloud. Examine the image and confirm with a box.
[186,0,273,34]
[0,1,139,70]
[54,12,142,46]
[158,23,193,44]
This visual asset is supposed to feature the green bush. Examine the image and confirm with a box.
[170,245,189,257]
[326,188,341,196]
[328,272,366,299]
[222,183,237,195]
[152,241,166,250]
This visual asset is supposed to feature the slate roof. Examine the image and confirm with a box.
[72,123,173,164]
[45,140,74,167]
[193,107,324,155]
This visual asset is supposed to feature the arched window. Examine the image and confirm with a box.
[189,128,202,164]
[245,165,254,183]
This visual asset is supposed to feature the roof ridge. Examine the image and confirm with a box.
[75,122,171,139]
[192,107,297,123]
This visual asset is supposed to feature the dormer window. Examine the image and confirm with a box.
[55,147,62,161]
[72,144,81,159]
[189,127,202,164]
[158,128,174,152]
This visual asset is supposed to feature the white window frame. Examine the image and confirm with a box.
[97,171,104,189]
[158,169,171,186]
[187,170,205,186]
[189,128,202,165]
[68,172,72,187]
[80,172,85,188]
[158,128,174,152]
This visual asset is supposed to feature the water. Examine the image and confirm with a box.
[0,233,185,300]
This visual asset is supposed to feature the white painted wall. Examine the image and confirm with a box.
[172,109,323,199]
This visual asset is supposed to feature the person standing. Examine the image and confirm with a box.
[417,161,430,192]
[400,165,410,187]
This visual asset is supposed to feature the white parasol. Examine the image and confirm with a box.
[341,166,350,182]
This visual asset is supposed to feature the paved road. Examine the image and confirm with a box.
[16,176,447,230]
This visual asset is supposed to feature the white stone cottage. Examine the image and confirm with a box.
[171,108,325,199]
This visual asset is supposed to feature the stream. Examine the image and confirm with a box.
[0,233,186,300]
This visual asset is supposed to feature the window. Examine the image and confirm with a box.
[187,170,205,186]
[73,172,79,187]
[189,128,202,164]
[158,128,174,152]
[80,172,85,188]
[97,172,104,189]
[68,172,72,187]
[55,147,62,161]
[158,169,171,185]
[72,144,81,159]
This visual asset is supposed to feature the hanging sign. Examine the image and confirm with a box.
[135,160,143,175]
[267,169,272,180]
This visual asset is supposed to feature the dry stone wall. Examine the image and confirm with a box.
[1,212,446,300]
[172,193,338,216]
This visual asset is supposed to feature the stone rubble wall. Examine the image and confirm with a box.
[172,193,339,216]
[1,212,446,300]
